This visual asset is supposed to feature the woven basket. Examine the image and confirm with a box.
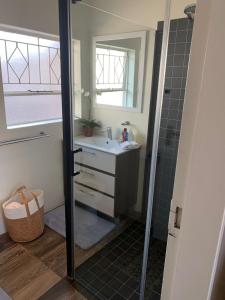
[2,186,44,242]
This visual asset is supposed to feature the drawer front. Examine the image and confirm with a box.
[74,145,116,174]
[74,183,114,217]
[75,166,115,196]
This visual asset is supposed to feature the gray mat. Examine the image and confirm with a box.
[0,288,12,300]
[45,205,115,250]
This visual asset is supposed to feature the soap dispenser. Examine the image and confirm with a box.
[128,128,135,141]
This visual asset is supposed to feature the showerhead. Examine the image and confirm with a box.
[184,4,196,20]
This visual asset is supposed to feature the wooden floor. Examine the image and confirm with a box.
[0,227,86,300]
[0,222,130,299]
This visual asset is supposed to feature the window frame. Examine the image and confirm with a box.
[95,44,130,108]
[92,31,147,113]
[95,44,129,93]
[0,24,81,129]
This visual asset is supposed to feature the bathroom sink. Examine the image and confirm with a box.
[74,135,125,155]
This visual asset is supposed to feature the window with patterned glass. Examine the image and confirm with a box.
[0,27,81,128]
[95,44,135,108]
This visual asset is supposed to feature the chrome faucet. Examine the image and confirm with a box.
[106,127,112,140]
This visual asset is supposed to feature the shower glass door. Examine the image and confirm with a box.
[58,0,171,299]
[143,0,195,298]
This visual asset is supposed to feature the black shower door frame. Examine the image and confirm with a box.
[58,0,75,278]
[58,0,171,298]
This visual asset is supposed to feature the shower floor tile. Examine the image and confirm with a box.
[75,221,166,300]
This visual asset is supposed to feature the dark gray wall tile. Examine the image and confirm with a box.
[177,18,189,30]
[176,30,188,43]
[172,77,183,89]
[170,20,178,31]
[169,31,176,43]
[173,66,184,77]
[174,43,186,54]
[173,54,185,67]
[168,43,175,55]
[152,18,193,241]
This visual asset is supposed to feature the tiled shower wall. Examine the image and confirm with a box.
[152,18,193,241]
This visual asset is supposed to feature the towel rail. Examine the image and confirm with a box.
[0,132,50,147]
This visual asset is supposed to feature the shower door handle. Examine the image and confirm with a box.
[72,148,82,176]
[73,147,83,154]
[73,171,80,177]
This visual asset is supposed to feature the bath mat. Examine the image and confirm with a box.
[0,288,12,300]
[44,205,115,250]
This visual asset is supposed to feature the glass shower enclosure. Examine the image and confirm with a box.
[58,0,171,299]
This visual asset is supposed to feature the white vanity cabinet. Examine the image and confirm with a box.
[74,142,140,219]
[76,147,116,174]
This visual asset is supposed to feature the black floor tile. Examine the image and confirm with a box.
[98,257,112,269]
[91,264,104,275]
[129,292,140,300]
[125,278,139,289]
[107,252,118,262]
[108,278,124,290]
[110,294,126,300]
[83,271,96,283]
[87,283,99,295]
[107,264,120,276]
[113,247,124,256]
[98,271,113,284]
[118,284,134,299]
[75,221,166,300]
[116,271,129,283]
[98,285,116,299]
[146,291,161,300]
[89,278,105,290]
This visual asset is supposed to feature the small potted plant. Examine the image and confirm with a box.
[79,118,101,137]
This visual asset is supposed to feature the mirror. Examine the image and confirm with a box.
[93,31,146,112]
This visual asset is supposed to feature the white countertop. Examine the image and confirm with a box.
[74,135,140,156]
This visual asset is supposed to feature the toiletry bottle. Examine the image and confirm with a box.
[128,128,134,141]
[125,129,128,141]
[122,128,128,142]
[116,128,122,141]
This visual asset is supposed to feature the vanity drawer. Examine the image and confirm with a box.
[74,183,114,217]
[75,166,115,196]
[74,145,116,174]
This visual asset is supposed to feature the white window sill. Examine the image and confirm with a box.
[7,117,80,130]
[7,119,63,129]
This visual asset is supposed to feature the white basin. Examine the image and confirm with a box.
[74,135,125,155]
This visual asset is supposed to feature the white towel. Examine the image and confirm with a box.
[6,201,22,209]
[120,141,140,150]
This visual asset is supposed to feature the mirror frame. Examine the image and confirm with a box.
[92,31,147,113]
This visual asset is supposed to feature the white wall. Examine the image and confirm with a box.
[71,4,93,119]
[0,0,86,234]
[164,0,225,299]
[0,0,64,234]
